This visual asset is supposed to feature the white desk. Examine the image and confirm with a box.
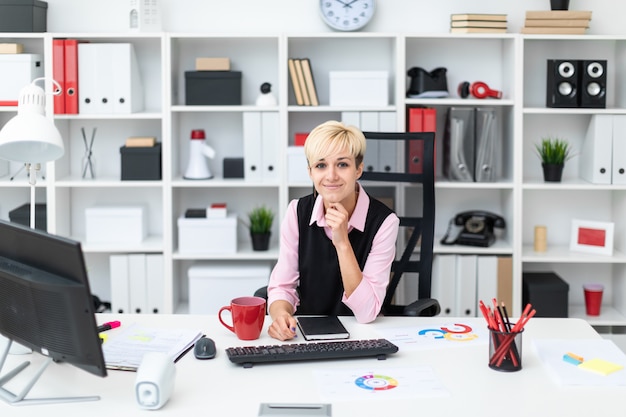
[2,314,623,416]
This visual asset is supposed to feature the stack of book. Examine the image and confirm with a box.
[287,58,319,106]
[450,13,507,34]
[522,10,592,35]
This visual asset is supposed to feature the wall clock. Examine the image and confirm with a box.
[319,0,376,32]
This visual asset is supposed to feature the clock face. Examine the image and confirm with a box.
[319,0,376,32]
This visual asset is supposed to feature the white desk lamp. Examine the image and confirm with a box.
[0,78,64,355]
[0,78,64,229]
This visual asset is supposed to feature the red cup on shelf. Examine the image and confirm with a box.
[583,284,604,316]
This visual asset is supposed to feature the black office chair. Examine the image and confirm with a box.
[360,131,440,317]
[255,131,439,317]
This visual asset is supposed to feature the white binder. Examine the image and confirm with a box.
[580,114,613,184]
[110,43,144,113]
[431,255,457,317]
[378,111,397,173]
[78,44,100,114]
[110,255,130,314]
[146,254,164,314]
[476,256,498,311]
[243,112,263,181]
[128,254,147,314]
[360,111,379,172]
[455,255,477,317]
[261,112,280,182]
[341,111,360,128]
[612,115,626,184]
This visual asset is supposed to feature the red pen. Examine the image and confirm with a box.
[97,320,121,333]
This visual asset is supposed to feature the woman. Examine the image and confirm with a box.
[267,120,400,341]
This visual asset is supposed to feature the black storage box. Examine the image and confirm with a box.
[120,143,162,181]
[185,71,242,105]
[9,203,46,231]
[522,272,569,318]
[223,157,244,178]
[0,0,47,32]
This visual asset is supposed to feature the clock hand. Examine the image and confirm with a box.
[334,0,350,7]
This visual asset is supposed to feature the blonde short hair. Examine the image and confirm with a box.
[304,120,366,167]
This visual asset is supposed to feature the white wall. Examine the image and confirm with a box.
[44,0,626,35]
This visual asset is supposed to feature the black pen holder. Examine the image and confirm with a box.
[488,327,523,372]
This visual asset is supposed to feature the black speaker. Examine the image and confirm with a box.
[580,60,607,108]
[546,59,579,108]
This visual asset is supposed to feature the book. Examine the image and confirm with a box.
[287,58,304,105]
[451,13,507,22]
[0,43,23,54]
[524,19,590,28]
[525,10,592,20]
[521,26,587,35]
[293,59,311,106]
[450,27,507,34]
[297,316,350,341]
[125,136,157,147]
[300,58,319,106]
[451,20,507,29]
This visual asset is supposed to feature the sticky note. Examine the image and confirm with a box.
[578,358,624,376]
[563,353,583,365]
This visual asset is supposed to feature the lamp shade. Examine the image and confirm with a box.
[0,81,64,163]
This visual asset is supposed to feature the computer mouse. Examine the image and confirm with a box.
[194,337,216,360]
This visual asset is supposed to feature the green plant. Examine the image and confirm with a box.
[247,205,275,234]
[535,137,573,165]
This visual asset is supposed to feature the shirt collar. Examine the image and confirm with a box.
[309,183,369,232]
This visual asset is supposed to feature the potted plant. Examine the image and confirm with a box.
[550,0,570,10]
[535,136,573,182]
[246,205,275,251]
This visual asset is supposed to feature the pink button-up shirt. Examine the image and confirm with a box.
[267,183,400,323]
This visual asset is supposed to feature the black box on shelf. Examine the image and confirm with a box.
[184,71,242,105]
[120,143,162,181]
[522,272,569,318]
[9,203,46,231]
[223,157,244,178]
[0,0,47,32]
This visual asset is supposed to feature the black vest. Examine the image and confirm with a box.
[295,193,394,316]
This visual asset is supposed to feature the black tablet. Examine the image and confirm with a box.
[296,316,350,341]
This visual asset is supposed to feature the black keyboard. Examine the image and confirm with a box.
[225,338,399,368]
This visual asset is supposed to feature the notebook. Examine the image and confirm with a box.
[297,316,350,341]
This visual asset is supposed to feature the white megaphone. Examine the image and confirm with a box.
[184,129,215,180]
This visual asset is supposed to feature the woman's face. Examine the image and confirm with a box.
[308,147,363,207]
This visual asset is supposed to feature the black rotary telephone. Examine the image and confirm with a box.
[440,210,506,247]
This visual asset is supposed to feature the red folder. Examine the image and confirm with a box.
[407,107,424,173]
[52,39,65,114]
[64,39,80,114]
[407,106,437,174]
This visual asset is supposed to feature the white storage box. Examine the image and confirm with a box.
[329,71,389,106]
[0,54,43,103]
[188,263,270,314]
[287,146,310,183]
[85,206,147,244]
[178,214,237,254]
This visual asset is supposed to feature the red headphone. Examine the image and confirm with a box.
[458,81,502,99]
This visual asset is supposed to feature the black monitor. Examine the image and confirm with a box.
[0,219,106,405]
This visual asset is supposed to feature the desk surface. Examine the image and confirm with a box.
[2,314,624,416]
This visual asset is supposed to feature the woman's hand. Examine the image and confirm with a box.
[325,203,350,248]
[268,313,298,341]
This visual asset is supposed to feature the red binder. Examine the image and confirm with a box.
[64,39,80,114]
[406,107,436,174]
[52,39,65,114]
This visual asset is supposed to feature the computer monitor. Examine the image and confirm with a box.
[0,219,106,405]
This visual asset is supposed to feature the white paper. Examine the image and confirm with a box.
[376,322,489,351]
[533,338,626,386]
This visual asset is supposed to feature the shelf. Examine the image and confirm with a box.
[435,239,512,255]
[569,305,626,326]
[78,235,164,253]
[173,241,279,260]
[522,179,626,190]
[522,246,626,263]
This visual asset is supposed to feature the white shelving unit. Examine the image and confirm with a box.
[1,31,625,326]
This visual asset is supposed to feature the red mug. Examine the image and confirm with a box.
[218,296,266,340]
